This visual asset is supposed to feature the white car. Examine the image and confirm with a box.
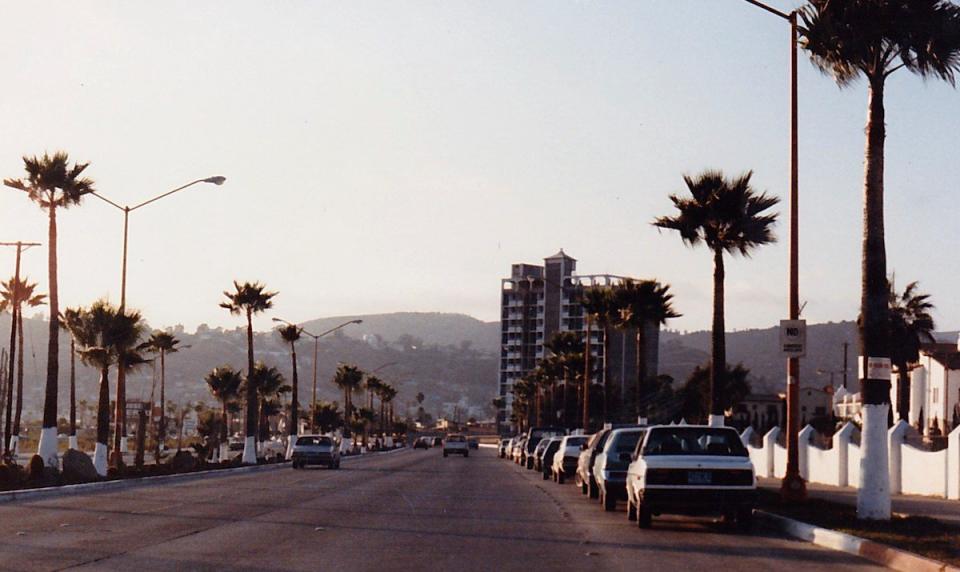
[442,434,470,457]
[551,435,589,484]
[625,425,756,530]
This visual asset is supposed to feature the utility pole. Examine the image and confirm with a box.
[0,241,40,455]
[843,342,849,391]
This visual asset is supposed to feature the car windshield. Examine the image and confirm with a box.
[641,427,749,457]
[612,431,644,453]
[296,436,332,446]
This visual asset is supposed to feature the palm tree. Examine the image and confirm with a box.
[332,364,364,436]
[205,366,243,461]
[4,151,95,465]
[613,279,680,421]
[380,384,398,435]
[71,299,144,476]
[276,324,301,455]
[364,375,383,442]
[140,332,180,461]
[311,401,344,434]
[60,308,83,450]
[243,362,290,451]
[799,0,960,520]
[220,280,277,464]
[544,331,584,428]
[579,285,616,428]
[888,280,935,423]
[653,170,778,426]
[1,277,46,454]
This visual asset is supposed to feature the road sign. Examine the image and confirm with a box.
[780,319,806,358]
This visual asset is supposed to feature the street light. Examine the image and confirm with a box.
[272,317,363,432]
[91,176,226,464]
[740,0,805,501]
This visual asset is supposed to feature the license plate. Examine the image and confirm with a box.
[687,471,712,485]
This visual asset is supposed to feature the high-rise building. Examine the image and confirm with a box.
[496,250,659,427]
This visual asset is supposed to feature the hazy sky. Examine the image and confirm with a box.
[1,1,958,335]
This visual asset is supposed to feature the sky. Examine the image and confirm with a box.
[0,1,958,335]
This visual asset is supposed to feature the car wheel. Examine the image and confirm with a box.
[626,497,637,521]
[557,471,565,484]
[602,489,617,512]
[588,479,599,499]
[291,461,298,469]
[736,509,754,533]
[464,452,469,458]
[637,503,653,529]
[581,480,588,495]
[443,452,448,457]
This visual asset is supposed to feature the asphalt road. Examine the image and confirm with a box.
[0,447,881,571]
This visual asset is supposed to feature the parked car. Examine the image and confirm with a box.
[432,436,443,447]
[593,427,647,511]
[576,425,642,499]
[532,438,551,472]
[442,434,470,457]
[552,435,589,484]
[291,435,341,469]
[512,437,527,464]
[498,438,511,458]
[413,437,431,449]
[468,437,479,450]
[538,437,563,480]
[522,427,565,469]
[625,425,756,530]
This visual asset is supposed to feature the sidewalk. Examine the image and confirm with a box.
[759,477,960,525]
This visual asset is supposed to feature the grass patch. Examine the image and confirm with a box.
[757,489,960,566]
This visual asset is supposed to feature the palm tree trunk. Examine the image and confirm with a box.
[896,367,909,422]
[13,310,24,440]
[221,399,229,460]
[94,366,110,476]
[243,310,257,463]
[3,305,16,455]
[583,315,591,430]
[158,350,167,458]
[289,342,298,438]
[857,76,892,520]
[69,338,77,444]
[636,325,648,421]
[38,199,60,466]
[710,247,726,422]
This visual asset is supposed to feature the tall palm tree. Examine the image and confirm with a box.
[888,280,935,423]
[380,384,397,434]
[205,365,243,461]
[71,299,144,476]
[276,324,301,454]
[1,277,46,454]
[4,151,95,465]
[544,331,585,428]
[614,279,680,421]
[364,375,383,441]
[220,280,277,464]
[579,285,615,429]
[800,1,960,520]
[140,331,180,461]
[653,169,778,425]
[332,364,364,437]
[60,308,83,450]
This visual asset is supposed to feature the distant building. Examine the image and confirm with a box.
[495,250,659,426]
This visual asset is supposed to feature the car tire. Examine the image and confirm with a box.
[464,452,469,458]
[602,488,617,512]
[637,503,653,529]
[542,470,550,480]
[588,479,599,499]
[557,471,565,484]
[626,497,637,521]
[443,452,448,458]
[291,461,299,470]
[736,509,754,533]
[581,480,588,495]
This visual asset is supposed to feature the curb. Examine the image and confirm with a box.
[759,510,960,572]
[0,446,408,504]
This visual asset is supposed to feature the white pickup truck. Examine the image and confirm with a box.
[442,434,470,458]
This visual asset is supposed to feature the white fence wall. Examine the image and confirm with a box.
[743,421,960,501]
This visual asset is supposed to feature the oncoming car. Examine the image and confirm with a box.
[442,434,470,457]
[291,435,341,469]
[625,425,756,530]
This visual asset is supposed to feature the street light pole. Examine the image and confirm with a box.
[273,318,362,433]
[91,176,225,465]
[740,0,806,501]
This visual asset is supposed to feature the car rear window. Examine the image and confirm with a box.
[447,435,465,442]
[567,437,588,447]
[611,430,644,453]
[641,427,748,457]
[296,436,332,446]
